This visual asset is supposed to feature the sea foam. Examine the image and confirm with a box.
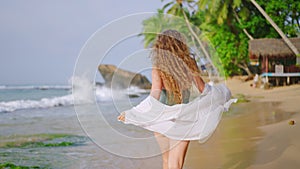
[0,86,148,113]
[0,85,71,90]
[0,94,74,112]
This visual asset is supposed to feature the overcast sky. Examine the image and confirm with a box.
[0,0,163,85]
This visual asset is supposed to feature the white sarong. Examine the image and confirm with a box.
[122,83,237,143]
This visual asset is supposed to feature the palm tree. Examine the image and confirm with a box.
[161,1,221,75]
[141,11,191,48]
[144,0,299,77]
[141,12,166,47]
[250,0,299,56]
[197,0,254,40]
[180,8,220,77]
[166,0,300,65]
[198,0,299,55]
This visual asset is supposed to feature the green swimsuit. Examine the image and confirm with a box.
[159,89,190,106]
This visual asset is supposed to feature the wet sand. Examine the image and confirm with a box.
[185,77,300,169]
[1,77,299,168]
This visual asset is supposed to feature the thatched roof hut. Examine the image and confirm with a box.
[249,38,300,73]
[249,37,300,60]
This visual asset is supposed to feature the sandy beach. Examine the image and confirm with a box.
[0,77,299,168]
[185,77,300,169]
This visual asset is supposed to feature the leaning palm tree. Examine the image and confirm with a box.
[197,0,299,56]
[249,0,299,56]
[167,0,254,77]
[164,1,211,60]
[198,0,299,55]
[197,0,254,40]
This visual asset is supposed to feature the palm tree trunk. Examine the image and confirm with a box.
[233,11,254,40]
[237,62,254,78]
[181,8,219,77]
[250,0,299,56]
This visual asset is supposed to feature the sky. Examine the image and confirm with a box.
[0,0,164,85]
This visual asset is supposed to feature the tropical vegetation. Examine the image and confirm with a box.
[141,0,300,77]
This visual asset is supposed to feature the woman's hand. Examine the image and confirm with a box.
[117,112,125,122]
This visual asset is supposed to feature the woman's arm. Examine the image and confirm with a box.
[193,75,205,93]
[118,68,162,122]
[150,68,163,100]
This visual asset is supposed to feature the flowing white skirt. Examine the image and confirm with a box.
[122,83,237,143]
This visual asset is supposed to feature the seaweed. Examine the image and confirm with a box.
[233,94,250,103]
[0,162,40,169]
[0,133,87,148]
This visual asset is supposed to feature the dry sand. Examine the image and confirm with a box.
[185,76,300,169]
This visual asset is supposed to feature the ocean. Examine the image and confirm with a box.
[1,83,296,168]
[0,84,163,169]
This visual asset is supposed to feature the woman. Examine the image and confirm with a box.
[118,30,236,169]
[118,29,206,169]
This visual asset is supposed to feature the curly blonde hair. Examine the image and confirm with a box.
[152,30,200,104]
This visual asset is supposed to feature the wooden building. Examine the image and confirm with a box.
[249,38,300,86]
[249,38,300,73]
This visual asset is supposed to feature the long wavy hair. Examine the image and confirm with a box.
[151,30,200,104]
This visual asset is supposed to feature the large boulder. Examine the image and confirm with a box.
[98,64,151,89]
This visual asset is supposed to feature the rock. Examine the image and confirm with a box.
[95,82,104,87]
[98,64,151,89]
[289,120,295,125]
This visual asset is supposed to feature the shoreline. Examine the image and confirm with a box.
[1,76,299,168]
[186,76,300,169]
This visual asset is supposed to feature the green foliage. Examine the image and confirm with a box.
[243,0,300,38]
[200,21,250,76]
[142,0,300,76]
[141,10,201,48]
[141,12,166,48]
[261,0,299,37]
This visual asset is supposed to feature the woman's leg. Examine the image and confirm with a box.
[168,139,190,169]
[154,132,170,169]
